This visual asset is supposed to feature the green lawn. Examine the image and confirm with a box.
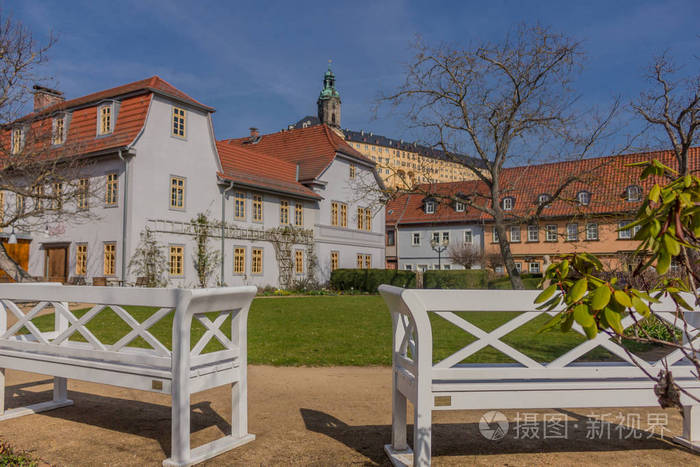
[26,295,650,366]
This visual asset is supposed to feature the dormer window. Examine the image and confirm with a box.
[537,193,551,206]
[425,200,436,214]
[98,103,113,135]
[625,185,642,202]
[577,191,591,206]
[455,201,465,212]
[11,127,23,154]
[52,115,66,145]
[502,197,514,211]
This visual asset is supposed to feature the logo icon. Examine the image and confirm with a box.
[479,411,508,440]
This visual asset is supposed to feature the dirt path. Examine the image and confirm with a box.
[0,366,697,466]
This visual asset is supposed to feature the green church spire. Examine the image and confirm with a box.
[319,60,340,100]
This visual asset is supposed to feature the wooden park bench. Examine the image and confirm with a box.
[379,285,700,466]
[0,283,257,466]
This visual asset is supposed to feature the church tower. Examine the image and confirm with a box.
[317,62,341,128]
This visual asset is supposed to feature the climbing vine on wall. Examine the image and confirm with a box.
[266,225,314,288]
[191,212,221,288]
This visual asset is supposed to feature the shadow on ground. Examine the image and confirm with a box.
[5,380,230,457]
[300,407,687,464]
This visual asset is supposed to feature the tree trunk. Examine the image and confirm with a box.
[493,221,524,290]
[0,243,35,283]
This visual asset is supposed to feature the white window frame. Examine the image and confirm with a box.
[455,201,465,212]
[586,223,599,241]
[566,223,578,241]
[577,191,591,206]
[425,201,435,214]
[464,230,473,245]
[529,262,541,274]
[510,226,521,243]
[502,197,514,211]
[626,185,642,202]
[492,226,499,243]
[412,232,421,246]
[527,225,539,242]
[545,224,558,242]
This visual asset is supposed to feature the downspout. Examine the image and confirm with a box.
[118,149,129,284]
[221,180,235,284]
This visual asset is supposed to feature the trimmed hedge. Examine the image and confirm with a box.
[330,269,415,293]
[423,269,489,289]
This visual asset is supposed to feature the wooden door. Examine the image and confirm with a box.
[0,240,31,282]
[45,246,68,283]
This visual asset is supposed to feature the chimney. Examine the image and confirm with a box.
[249,127,259,138]
[33,85,64,112]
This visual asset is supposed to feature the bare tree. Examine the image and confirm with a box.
[447,242,481,269]
[0,15,97,281]
[381,24,624,289]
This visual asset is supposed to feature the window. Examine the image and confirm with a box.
[618,220,641,239]
[252,195,263,222]
[33,185,44,211]
[432,232,440,244]
[356,254,371,269]
[340,203,347,227]
[529,262,540,274]
[15,193,23,214]
[234,247,246,274]
[442,232,450,244]
[510,226,521,242]
[365,254,371,269]
[577,191,591,206]
[52,183,63,210]
[357,254,363,269]
[331,251,339,271]
[386,230,395,246]
[357,207,364,230]
[252,248,263,275]
[425,201,436,214]
[515,262,522,273]
[78,178,89,210]
[443,264,451,270]
[349,164,356,179]
[455,201,465,212]
[98,104,112,135]
[586,223,599,241]
[11,128,23,154]
[172,106,186,138]
[364,208,372,231]
[538,194,551,206]
[170,177,185,209]
[294,203,303,226]
[405,264,413,270]
[412,232,420,246]
[169,246,184,276]
[280,200,289,224]
[76,244,87,275]
[545,224,558,242]
[295,250,304,274]
[53,116,65,145]
[103,243,116,276]
[492,226,499,243]
[0,191,4,220]
[566,223,578,241]
[625,185,642,202]
[234,191,246,219]
[331,202,338,226]
[464,230,473,244]
[105,173,118,206]
[502,197,514,211]
[527,225,539,242]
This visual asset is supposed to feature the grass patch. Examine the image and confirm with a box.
[26,295,653,366]
[0,440,36,466]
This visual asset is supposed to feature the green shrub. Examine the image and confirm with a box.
[423,269,489,289]
[330,269,416,293]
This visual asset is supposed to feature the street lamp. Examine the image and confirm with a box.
[8,226,17,244]
[430,237,448,269]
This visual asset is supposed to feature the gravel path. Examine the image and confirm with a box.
[0,366,697,466]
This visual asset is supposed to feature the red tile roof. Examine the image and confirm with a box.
[216,141,321,200]
[388,147,700,226]
[221,124,374,181]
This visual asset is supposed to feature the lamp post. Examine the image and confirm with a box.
[430,237,448,269]
[8,225,17,244]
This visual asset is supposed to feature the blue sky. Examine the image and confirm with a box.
[9,0,700,148]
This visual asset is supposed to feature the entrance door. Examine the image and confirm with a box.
[45,246,68,283]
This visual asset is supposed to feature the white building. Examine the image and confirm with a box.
[3,76,384,287]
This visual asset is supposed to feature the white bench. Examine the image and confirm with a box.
[379,285,700,466]
[0,284,257,467]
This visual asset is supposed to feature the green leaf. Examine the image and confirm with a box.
[535,284,558,304]
[631,295,650,317]
[590,286,611,310]
[569,278,588,303]
[613,290,633,308]
[583,323,598,339]
[649,184,661,202]
[662,234,681,256]
[560,260,569,279]
[538,313,564,334]
[671,292,693,311]
[561,312,574,332]
[604,308,624,335]
[573,303,594,327]
[656,251,671,275]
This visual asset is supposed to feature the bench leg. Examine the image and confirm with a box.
[413,396,432,467]
[0,371,73,421]
[385,377,414,467]
[675,405,700,451]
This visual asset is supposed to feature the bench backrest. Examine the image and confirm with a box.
[0,284,257,371]
[379,285,699,382]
